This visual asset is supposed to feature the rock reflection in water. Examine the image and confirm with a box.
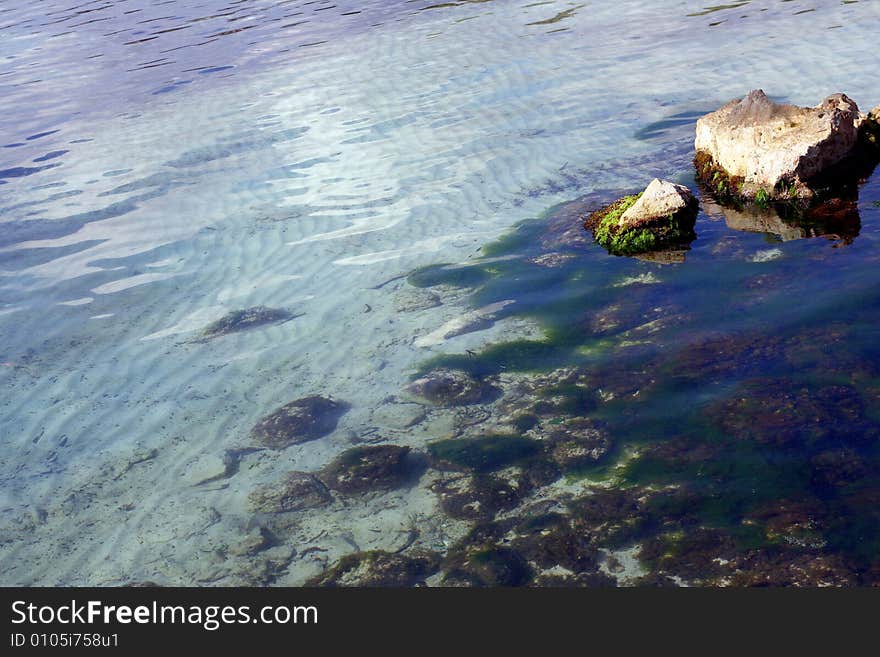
[701,194,861,245]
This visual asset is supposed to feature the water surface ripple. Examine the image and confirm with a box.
[0,0,878,584]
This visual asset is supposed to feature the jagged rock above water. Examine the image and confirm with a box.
[306,549,441,587]
[405,368,498,406]
[201,306,295,339]
[319,444,411,494]
[251,396,348,449]
[585,179,698,256]
[694,90,879,201]
[247,472,332,513]
[621,178,698,225]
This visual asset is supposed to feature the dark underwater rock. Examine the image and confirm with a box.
[810,448,869,490]
[638,527,739,583]
[406,368,498,406]
[431,471,533,521]
[729,550,858,587]
[247,472,332,514]
[706,379,870,448]
[251,396,348,449]
[746,499,828,550]
[442,546,533,587]
[319,444,411,495]
[306,550,441,587]
[510,512,600,573]
[568,489,648,547]
[201,306,296,339]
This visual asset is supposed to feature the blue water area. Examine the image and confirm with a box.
[0,0,879,586]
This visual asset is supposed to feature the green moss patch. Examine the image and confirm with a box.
[585,192,695,256]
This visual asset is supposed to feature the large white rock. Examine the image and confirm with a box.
[619,178,697,227]
[695,90,862,199]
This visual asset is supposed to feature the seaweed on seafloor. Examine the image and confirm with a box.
[427,434,541,473]
[406,262,491,289]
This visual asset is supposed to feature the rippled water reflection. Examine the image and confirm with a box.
[1,0,878,585]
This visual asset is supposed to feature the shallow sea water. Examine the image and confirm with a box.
[1,0,879,585]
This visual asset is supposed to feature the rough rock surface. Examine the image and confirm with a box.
[619,178,698,226]
[694,90,866,200]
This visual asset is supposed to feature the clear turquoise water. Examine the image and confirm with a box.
[1,0,879,585]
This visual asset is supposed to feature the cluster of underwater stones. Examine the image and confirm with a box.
[252,319,880,587]
[289,366,877,585]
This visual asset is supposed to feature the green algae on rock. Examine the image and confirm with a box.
[251,396,348,449]
[585,179,698,256]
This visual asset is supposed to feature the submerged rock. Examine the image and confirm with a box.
[510,513,601,573]
[251,396,348,449]
[406,368,498,406]
[706,379,871,448]
[247,472,332,513]
[585,179,698,256]
[306,550,441,587]
[543,418,613,470]
[694,90,878,202]
[431,470,533,521]
[729,551,858,587]
[443,546,533,587]
[201,306,295,339]
[319,444,411,494]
